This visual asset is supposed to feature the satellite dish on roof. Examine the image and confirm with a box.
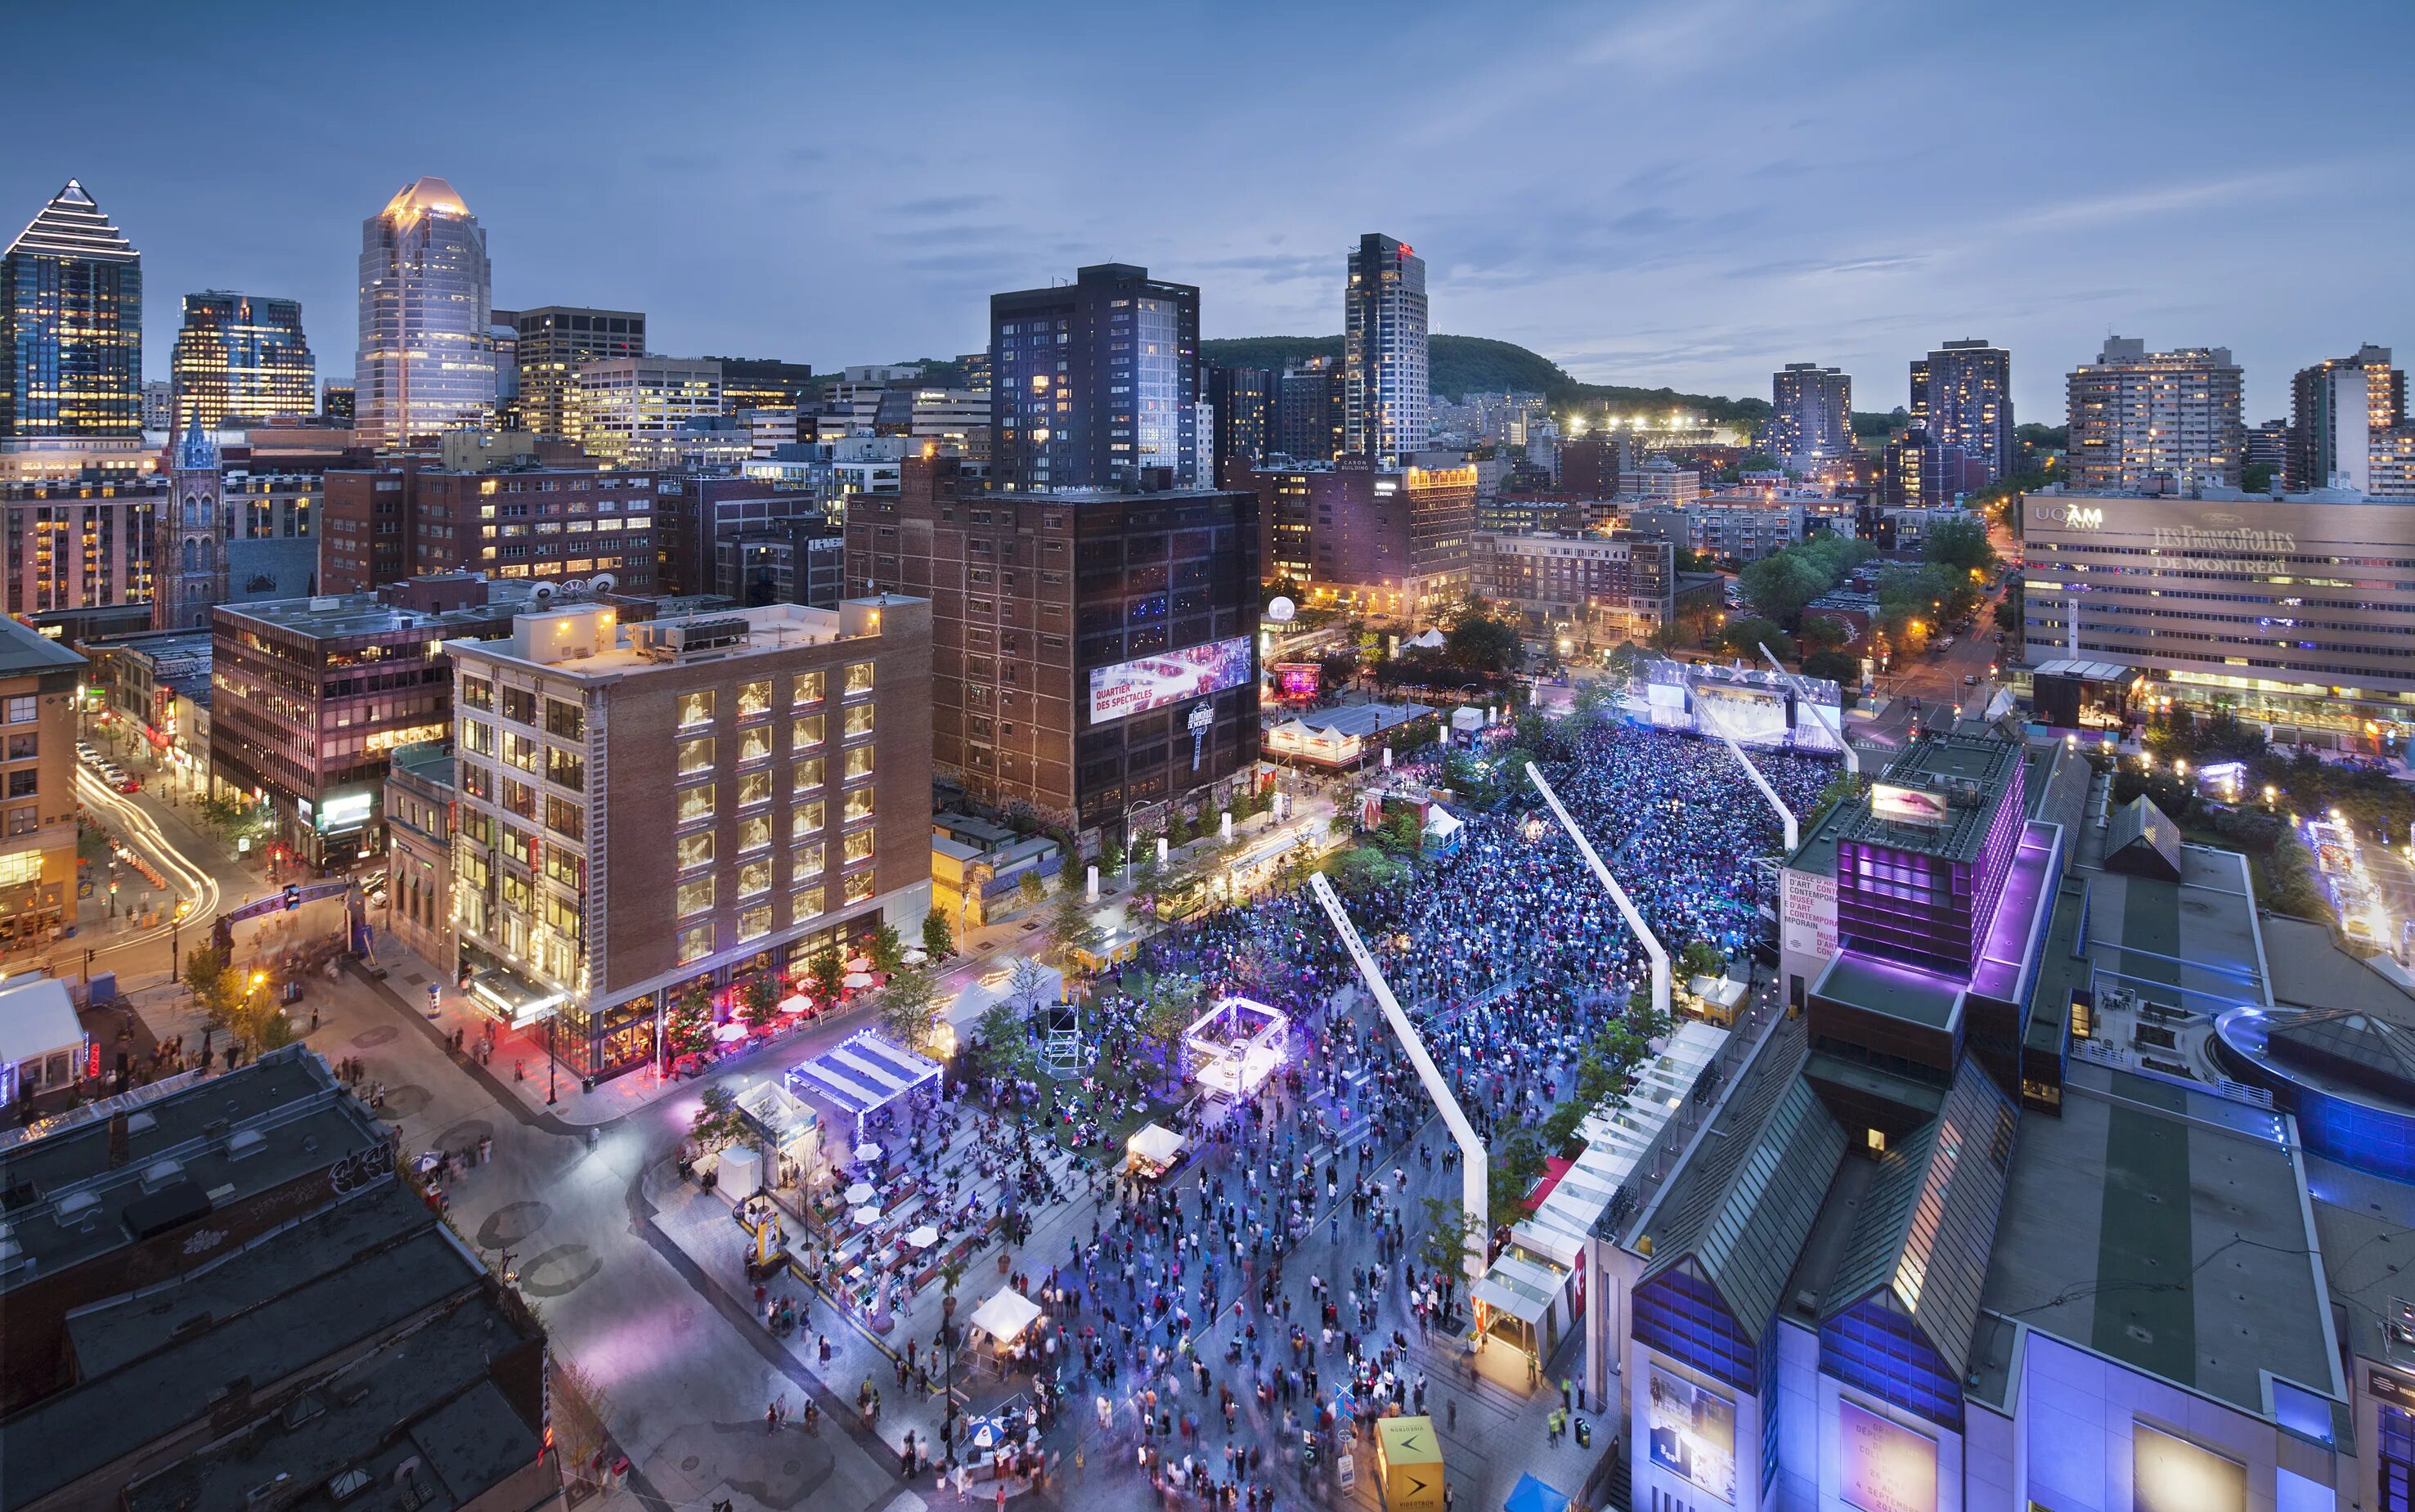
[1267,596,1295,622]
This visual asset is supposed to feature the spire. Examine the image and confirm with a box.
[7,179,138,262]
[175,414,219,473]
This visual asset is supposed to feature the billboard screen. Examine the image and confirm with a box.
[1870,782,1950,828]
[1089,636,1254,725]
[1645,1365,1735,1505]
[2133,1424,2245,1512]
[1694,682,1788,743]
[1839,1401,1936,1512]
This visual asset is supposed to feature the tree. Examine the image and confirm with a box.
[1739,552,1830,627]
[920,910,955,961]
[1136,973,1200,1079]
[1101,833,1127,874]
[1922,514,1997,578]
[665,985,715,1060]
[971,1000,1034,1081]
[2242,460,2276,495]
[1006,956,1052,1014]
[807,948,843,1004]
[182,942,245,1033]
[875,963,940,1052]
[1443,608,1524,674]
[1717,616,1790,660]
[869,919,906,973]
[1017,869,1047,911]
[689,1084,749,1154]
[1048,887,1103,973]
[1324,844,1405,896]
[1487,1123,1546,1217]
[1417,1196,1482,1277]
[1994,584,2023,636]
[1802,648,1858,688]
[738,972,783,1033]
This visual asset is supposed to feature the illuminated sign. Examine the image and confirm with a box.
[1272,662,1322,699]
[2132,1423,2244,1512]
[1839,1401,1936,1512]
[1781,868,1838,963]
[317,792,374,832]
[2031,500,2106,530]
[1088,636,1253,725]
[1870,783,1950,828]
[1645,1365,1735,1505]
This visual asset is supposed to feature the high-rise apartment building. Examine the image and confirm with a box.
[443,597,933,1084]
[322,446,658,594]
[1206,365,1272,484]
[2289,345,2405,492]
[1909,339,2013,485]
[846,457,1259,840]
[990,262,1200,494]
[355,177,496,446]
[1343,234,1429,463]
[572,356,721,466]
[2063,335,2242,492]
[168,291,315,431]
[710,357,816,415]
[139,380,171,431]
[1,181,143,452]
[510,306,645,440]
[1557,432,1636,499]
[1763,363,1852,470]
[1273,360,1344,462]
[2244,419,2287,479]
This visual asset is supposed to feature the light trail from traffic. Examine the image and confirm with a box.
[74,768,222,965]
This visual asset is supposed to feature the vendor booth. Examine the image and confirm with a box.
[1184,995,1290,1098]
[967,1287,1043,1373]
[1125,1121,1187,1181]
[784,1030,941,1125]
[933,958,1063,1059]
[733,1079,823,1198]
[0,976,85,1106]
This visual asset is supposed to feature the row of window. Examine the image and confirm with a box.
[676,869,879,965]
[674,665,870,729]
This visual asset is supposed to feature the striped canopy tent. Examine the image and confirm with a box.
[783,1030,941,1122]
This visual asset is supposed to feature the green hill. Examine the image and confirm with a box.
[1200,334,1768,424]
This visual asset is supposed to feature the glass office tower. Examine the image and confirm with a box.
[356,177,496,446]
[170,292,316,430]
[1,180,142,440]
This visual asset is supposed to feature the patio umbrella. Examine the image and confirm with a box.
[902,947,927,964]
[854,1142,882,1161]
[906,1225,940,1249]
[712,1022,747,1043]
[846,955,872,972]
[779,994,811,1015]
[843,971,873,989]
[853,1205,881,1225]
[846,1182,876,1205]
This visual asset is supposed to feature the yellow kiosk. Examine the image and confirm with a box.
[1375,1416,1446,1512]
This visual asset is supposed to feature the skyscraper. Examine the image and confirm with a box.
[1909,339,2013,485]
[355,177,496,447]
[1343,234,1428,462]
[2064,336,2242,492]
[1206,365,1271,485]
[168,292,316,431]
[990,262,1199,493]
[1763,363,1852,470]
[2288,344,2404,491]
[1,180,142,443]
[1273,359,1344,463]
[512,307,645,440]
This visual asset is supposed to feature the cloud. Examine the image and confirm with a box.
[893,194,1000,218]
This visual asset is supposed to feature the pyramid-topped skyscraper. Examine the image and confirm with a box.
[1,180,143,442]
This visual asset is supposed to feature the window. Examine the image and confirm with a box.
[503,732,541,773]
[792,756,826,792]
[545,698,584,739]
[548,747,585,790]
[738,903,772,942]
[845,703,874,738]
[791,671,824,705]
[738,771,772,808]
[845,661,874,696]
[501,824,533,867]
[545,795,583,840]
[544,847,584,891]
[501,687,536,725]
[792,714,824,749]
[844,828,875,864]
[7,696,37,725]
[844,787,873,823]
[460,718,494,756]
[844,871,874,904]
[791,842,824,882]
[738,814,772,852]
[460,764,493,801]
[678,922,714,964]
[792,800,825,837]
[738,859,771,898]
[845,745,874,781]
[677,690,715,728]
[738,725,773,763]
[460,677,493,711]
[677,832,713,870]
[504,779,536,819]
[677,877,715,916]
[7,734,34,761]
[677,784,716,825]
[677,736,714,774]
[5,770,34,800]
[791,886,825,922]
[7,805,36,837]
[738,680,771,719]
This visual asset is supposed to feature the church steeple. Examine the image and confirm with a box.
[174,413,218,473]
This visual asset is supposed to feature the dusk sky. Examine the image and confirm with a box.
[8,0,2411,421]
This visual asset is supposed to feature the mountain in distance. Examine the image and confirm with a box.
[1200,334,1773,426]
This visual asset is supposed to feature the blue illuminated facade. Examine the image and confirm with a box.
[2215,1005,2415,1184]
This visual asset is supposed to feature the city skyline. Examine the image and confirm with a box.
[6,0,2411,423]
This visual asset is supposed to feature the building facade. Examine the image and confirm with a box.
[354,177,496,446]
[1,181,144,478]
[710,357,815,415]
[1343,234,1429,463]
[1763,363,1853,471]
[1207,364,1271,484]
[1251,456,1475,620]
[1474,530,1675,644]
[1627,500,1807,563]
[210,575,527,868]
[0,478,155,615]
[990,263,1201,494]
[572,355,721,466]
[0,620,83,949]
[443,598,932,1084]
[2289,345,2405,493]
[167,291,315,432]
[1910,338,2014,485]
[321,452,658,594]
[511,305,644,440]
[1273,359,1344,463]
[2063,335,2242,492]
[383,741,454,972]
[2021,483,2415,730]
[846,457,1259,841]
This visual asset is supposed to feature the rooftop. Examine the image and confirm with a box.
[1278,702,1435,739]
[388,743,455,791]
[216,584,532,642]
[447,595,924,680]
[1811,949,1968,1031]
[0,615,88,678]
[1834,731,2025,864]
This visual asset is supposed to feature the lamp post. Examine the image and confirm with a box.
[546,1016,559,1105]
[940,1289,959,1465]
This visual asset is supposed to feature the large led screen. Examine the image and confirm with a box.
[1694,682,1789,743]
[1646,1365,1736,1505]
[1089,637,1254,725]
[1839,1400,1936,1512]
[2133,1423,2245,1512]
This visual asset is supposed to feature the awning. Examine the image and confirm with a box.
[1473,1251,1566,1326]
[0,977,82,1066]
[1128,1122,1186,1168]
[1505,1473,1572,1512]
[785,1030,941,1119]
[967,1287,1041,1344]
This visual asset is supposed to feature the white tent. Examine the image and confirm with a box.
[0,976,83,1099]
[1403,628,1446,651]
[967,1286,1042,1344]
[1422,807,1466,843]
[1127,1121,1187,1173]
[718,1144,763,1200]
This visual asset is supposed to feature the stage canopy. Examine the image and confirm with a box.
[785,1030,940,1119]
[1127,1121,1187,1170]
[1185,995,1290,1098]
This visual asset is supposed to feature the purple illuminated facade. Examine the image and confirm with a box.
[1834,745,2027,974]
